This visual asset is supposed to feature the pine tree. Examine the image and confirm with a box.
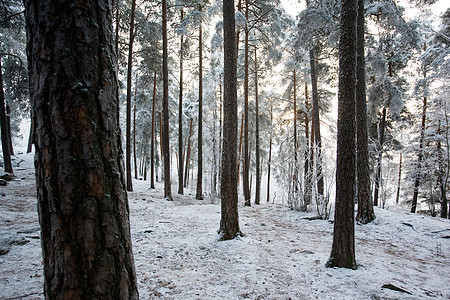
[24,0,138,297]
[162,0,172,200]
[220,0,241,241]
[327,0,358,270]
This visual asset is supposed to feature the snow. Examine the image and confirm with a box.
[1,152,450,299]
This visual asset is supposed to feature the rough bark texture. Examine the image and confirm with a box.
[162,0,172,200]
[196,6,203,200]
[327,0,357,270]
[0,57,13,174]
[24,0,138,298]
[355,0,375,224]
[310,49,324,200]
[220,0,241,240]
[126,0,136,191]
[178,10,184,195]
[243,0,251,206]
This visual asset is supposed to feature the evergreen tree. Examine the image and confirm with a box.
[327,0,358,270]
[24,0,138,297]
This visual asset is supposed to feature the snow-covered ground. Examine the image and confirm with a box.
[1,152,449,299]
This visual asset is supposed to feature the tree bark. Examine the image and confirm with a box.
[267,106,273,203]
[304,82,312,208]
[327,0,357,270]
[6,104,13,156]
[24,0,138,297]
[27,113,34,153]
[355,0,375,224]
[293,70,300,209]
[184,118,193,188]
[220,0,241,240]
[125,0,136,191]
[196,5,203,200]
[396,153,402,205]
[133,101,137,179]
[255,48,260,205]
[0,57,13,174]
[150,71,157,189]
[162,0,172,200]
[411,65,427,213]
[310,49,324,200]
[373,106,386,207]
[243,0,251,206]
[178,9,184,195]
[437,121,447,218]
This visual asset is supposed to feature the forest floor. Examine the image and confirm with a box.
[1,152,450,299]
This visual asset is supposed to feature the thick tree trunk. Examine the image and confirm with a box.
[255,48,260,205]
[310,49,324,200]
[355,0,375,224]
[162,0,172,200]
[327,0,357,270]
[243,0,251,206]
[196,5,203,200]
[373,106,386,207]
[178,9,184,195]
[115,0,120,63]
[150,71,157,189]
[125,0,136,191]
[0,57,13,174]
[220,0,241,240]
[24,0,138,297]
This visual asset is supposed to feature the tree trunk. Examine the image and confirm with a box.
[178,9,184,195]
[162,0,172,200]
[304,82,312,208]
[396,153,402,205]
[267,106,273,203]
[196,5,203,200]
[243,0,251,206]
[125,0,136,191]
[373,106,386,207]
[438,120,448,218]
[27,114,34,153]
[220,0,241,240]
[411,71,427,213]
[310,49,324,200]
[24,0,138,297]
[150,70,157,189]
[293,70,300,209]
[355,0,375,224]
[327,0,357,270]
[237,113,244,182]
[133,101,137,179]
[6,104,13,156]
[0,57,13,174]
[255,48,260,205]
[184,118,193,188]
